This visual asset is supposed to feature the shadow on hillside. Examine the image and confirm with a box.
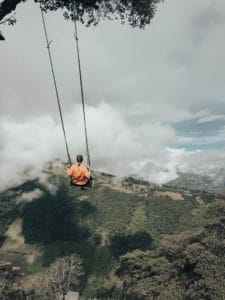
[21,186,96,245]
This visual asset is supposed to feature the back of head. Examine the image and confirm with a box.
[76,154,83,164]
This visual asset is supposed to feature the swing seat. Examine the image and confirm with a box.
[70,176,93,189]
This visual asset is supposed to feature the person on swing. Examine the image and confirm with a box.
[67,154,92,189]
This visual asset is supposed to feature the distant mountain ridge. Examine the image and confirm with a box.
[168,169,225,192]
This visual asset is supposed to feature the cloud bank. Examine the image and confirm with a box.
[1,102,225,192]
[1,0,225,191]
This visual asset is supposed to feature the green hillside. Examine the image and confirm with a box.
[0,163,223,298]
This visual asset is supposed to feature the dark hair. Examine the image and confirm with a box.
[76,154,83,163]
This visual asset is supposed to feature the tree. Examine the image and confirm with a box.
[115,250,180,299]
[0,262,25,298]
[110,231,153,258]
[115,201,225,299]
[0,0,163,28]
[33,254,84,299]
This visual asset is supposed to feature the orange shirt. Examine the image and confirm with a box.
[67,163,90,185]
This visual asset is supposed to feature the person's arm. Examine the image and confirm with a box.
[67,165,73,176]
[84,166,91,178]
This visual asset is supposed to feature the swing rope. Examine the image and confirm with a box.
[73,11,91,167]
[40,6,72,165]
[40,5,91,168]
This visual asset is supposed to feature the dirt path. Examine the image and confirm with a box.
[1,218,25,250]
[154,190,184,201]
[1,218,40,265]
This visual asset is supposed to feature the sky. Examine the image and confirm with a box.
[1,0,225,191]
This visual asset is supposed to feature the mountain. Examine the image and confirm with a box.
[168,169,225,192]
[0,161,224,298]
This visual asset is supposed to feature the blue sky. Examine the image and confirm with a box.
[174,118,225,150]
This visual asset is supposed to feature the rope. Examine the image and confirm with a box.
[73,13,91,167]
[40,6,72,165]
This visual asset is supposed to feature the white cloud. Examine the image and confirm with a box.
[176,148,225,176]
[1,0,225,121]
[0,113,65,190]
[0,102,225,190]
[1,0,225,190]
[16,188,43,203]
[0,102,179,190]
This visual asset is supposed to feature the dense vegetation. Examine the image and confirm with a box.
[115,216,225,299]
[0,170,224,298]
[109,231,153,257]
